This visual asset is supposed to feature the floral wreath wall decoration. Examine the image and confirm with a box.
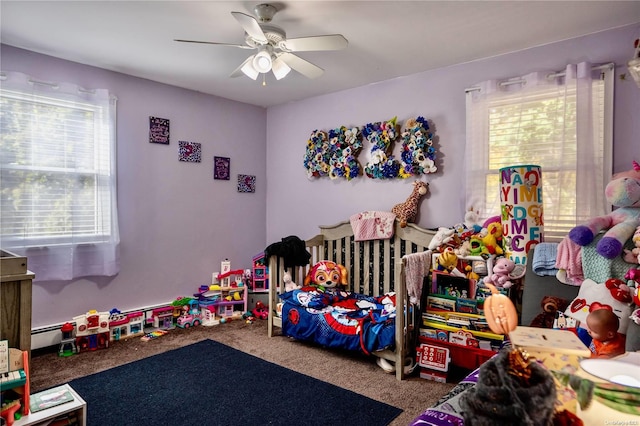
[302,115,438,180]
[303,126,363,180]
[363,116,407,179]
[303,129,331,178]
[400,116,437,176]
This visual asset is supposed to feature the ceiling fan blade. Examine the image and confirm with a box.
[278,53,323,79]
[231,11,267,44]
[174,39,254,49]
[283,35,348,52]
[230,55,258,79]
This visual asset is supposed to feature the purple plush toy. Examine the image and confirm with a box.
[569,161,640,259]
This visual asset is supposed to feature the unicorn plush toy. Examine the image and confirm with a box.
[569,161,640,259]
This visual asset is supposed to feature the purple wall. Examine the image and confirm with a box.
[1,45,267,328]
[266,24,640,244]
[2,23,639,329]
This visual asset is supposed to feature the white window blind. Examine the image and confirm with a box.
[465,63,614,242]
[0,71,120,281]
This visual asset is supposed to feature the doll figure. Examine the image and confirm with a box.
[585,308,626,358]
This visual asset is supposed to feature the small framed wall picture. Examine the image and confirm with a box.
[237,174,256,193]
[214,156,231,180]
[178,141,202,162]
[149,116,170,144]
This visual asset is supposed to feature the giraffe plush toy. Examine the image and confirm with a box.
[391,181,429,228]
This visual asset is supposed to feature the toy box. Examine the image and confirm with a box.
[509,326,591,413]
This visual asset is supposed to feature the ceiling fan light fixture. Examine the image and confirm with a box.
[240,59,259,80]
[252,49,272,73]
[271,57,291,80]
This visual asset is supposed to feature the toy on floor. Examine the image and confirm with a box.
[176,299,202,328]
[58,322,78,357]
[251,301,268,320]
[72,310,110,352]
[140,330,168,342]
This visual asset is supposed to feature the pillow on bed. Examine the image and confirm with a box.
[564,278,633,334]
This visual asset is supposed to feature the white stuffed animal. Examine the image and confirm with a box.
[428,227,455,251]
[283,272,300,292]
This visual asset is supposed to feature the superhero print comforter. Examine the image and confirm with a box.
[279,287,398,354]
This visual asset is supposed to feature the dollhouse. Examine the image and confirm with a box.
[108,310,145,341]
[251,252,268,292]
[72,310,110,351]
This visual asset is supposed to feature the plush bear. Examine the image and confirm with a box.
[569,161,640,259]
[530,296,569,329]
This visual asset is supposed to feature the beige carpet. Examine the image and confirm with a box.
[30,319,456,425]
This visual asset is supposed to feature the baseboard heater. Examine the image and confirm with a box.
[31,302,173,350]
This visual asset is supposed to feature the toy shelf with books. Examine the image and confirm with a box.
[420,253,503,371]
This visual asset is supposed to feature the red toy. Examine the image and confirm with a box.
[251,301,268,320]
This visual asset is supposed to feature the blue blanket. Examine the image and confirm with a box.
[280,288,397,354]
[532,242,559,276]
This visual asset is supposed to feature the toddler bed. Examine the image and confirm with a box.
[267,219,435,380]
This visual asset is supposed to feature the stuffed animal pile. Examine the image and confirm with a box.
[428,214,503,259]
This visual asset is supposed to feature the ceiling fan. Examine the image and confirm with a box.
[175,3,348,81]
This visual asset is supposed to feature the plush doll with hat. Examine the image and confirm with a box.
[569,161,640,259]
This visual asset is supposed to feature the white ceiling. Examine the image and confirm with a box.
[2,1,640,108]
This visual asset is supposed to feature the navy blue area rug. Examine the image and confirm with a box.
[69,339,402,425]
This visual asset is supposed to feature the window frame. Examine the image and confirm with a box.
[465,64,614,243]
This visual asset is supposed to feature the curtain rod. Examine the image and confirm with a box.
[0,71,118,100]
[464,62,614,93]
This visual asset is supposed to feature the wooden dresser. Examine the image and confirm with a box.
[0,250,34,365]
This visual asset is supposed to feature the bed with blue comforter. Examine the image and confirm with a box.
[280,287,398,354]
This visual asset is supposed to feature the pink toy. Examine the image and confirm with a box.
[626,268,640,284]
[569,161,640,259]
[487,257,525,289]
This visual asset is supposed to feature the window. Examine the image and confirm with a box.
[0,71,119,280]
[465,62,614,242]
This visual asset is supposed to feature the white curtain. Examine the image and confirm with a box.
[0,71,120,281]
[465,62,613,241]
